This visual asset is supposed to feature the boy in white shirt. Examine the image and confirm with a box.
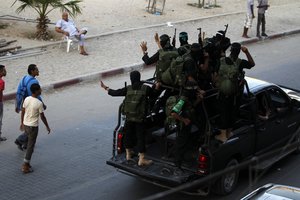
[20,83,51,173]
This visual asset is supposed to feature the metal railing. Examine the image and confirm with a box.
[0,15,55,25]
[141,126,300,200]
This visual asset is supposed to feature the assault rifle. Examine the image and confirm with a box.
[172,28,177,47]
[142,79,180,92]
[197,27,203,48]
[222,24,231,52]
[223,24,229,38]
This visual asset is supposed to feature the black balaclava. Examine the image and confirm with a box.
[215,30,225,42]
[190,43,203,62]
[130,70,141,84]
[230,42,241,59]
[183,80,199,101]
[160,34,171,48]
[179,32,188,46]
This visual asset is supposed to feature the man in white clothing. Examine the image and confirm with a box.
[55,12,88,55]
[242,0,255,38]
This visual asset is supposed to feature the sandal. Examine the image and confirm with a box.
[80,52,89,56]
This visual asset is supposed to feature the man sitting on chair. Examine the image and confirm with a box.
[55,12,88,55]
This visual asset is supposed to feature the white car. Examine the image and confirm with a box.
[241,183,300,200]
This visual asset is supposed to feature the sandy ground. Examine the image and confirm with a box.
[0,0,300,93]
[0,0,298,47]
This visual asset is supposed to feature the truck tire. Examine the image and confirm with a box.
[212,158,239,195]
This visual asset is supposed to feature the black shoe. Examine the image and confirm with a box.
[14,140,23,151]
[256,34,262,39]
[261,33,268,37]
[22,145,27,150]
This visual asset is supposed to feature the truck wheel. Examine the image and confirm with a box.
[212,159,239,195]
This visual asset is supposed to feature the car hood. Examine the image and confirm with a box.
[241,184,300,200]
[282,88,300,102]
[256,193,293,200]
[252,185,300,200]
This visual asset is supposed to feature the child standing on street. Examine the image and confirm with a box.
[20,83,51,173]
[0,65,7,141]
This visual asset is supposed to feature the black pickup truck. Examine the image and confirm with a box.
[106,77,300,195]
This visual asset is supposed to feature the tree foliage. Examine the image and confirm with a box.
[12,0,82,40]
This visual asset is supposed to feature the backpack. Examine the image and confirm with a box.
[123,85,148,122]
[155,48,179,81]
[161,49,192,86]
[216,57,242,96]
[17,76,35,99]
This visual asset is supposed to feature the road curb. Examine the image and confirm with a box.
[3,62,152,101]
[238,28,300,45]
[18,11,244,52]
[3,28,300,102]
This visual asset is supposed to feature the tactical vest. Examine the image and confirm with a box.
[216,57,242,96]
[161,50,192,87]
[155,48,179,81]
[181,44,191,51]
[123,85,148,123]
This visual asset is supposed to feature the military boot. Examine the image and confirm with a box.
[226,132,233,139]
[126,148,135,160]
[215,131,227,143]
[138,153,153,166]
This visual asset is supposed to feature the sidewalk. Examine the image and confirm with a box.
[1,0,297,47]
[1,2,300,94]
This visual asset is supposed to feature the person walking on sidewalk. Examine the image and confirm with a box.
[20,83,50,173]
[242,0,255,38]
[257,0,270,38]
[15,64,46,151]
[0,65,7,142]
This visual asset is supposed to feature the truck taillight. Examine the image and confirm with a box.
[199,155,207,162]
[197,154,209,175]
[117,132,123,154]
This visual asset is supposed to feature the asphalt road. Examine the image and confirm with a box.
[0,34,300,200]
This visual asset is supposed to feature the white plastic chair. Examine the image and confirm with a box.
[59,36,79,53]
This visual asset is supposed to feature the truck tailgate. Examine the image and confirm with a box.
[106,154,196,185]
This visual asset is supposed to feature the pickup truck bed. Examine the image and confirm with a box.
[107,77,300,195]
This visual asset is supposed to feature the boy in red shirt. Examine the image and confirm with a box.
[0,65,7,141]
